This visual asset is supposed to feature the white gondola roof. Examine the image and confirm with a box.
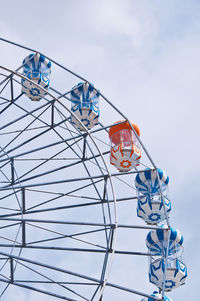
[23,53,51,71]
[146,225,184,250]
[70,82,99,104]
[135,168,169,194]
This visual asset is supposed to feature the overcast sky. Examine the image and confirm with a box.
[0,0,200,300]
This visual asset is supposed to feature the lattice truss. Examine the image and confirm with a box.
[0,38,185,301]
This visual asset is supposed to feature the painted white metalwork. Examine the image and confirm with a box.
[0,37,187,301]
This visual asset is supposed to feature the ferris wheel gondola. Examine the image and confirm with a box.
[21,53,51,101]
[70,82,100,131]
[135,169,171,224]
[108,120,141,172]
[146,226,187,291]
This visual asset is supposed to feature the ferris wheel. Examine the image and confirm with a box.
[0,38,187,301]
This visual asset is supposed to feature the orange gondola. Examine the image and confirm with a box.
[108,120,141,172]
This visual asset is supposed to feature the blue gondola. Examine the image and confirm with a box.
[21,53,51,101]
[135,169,171,224]
[146,226,187,291]
[70,82,99,131]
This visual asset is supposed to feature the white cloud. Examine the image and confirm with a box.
[90,0,157,50]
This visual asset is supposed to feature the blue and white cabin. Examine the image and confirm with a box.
[146,226,187,291]
[141,291,173,301]
[135,169,171,224]
[21,53,51,101]
[70,82,100,131]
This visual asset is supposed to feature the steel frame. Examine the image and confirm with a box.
[0,37,172,301]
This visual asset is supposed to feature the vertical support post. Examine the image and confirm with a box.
[22,188,26,214]
[10,158,15,184]
[22,221,26,247]
[10,76,14,103]
[21,188,26,246]
[109,225,115,252]
[82,134,87,160]
[10,257,14,283]
[51,99,55,128]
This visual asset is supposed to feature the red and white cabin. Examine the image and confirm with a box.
[108,120,141,172]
